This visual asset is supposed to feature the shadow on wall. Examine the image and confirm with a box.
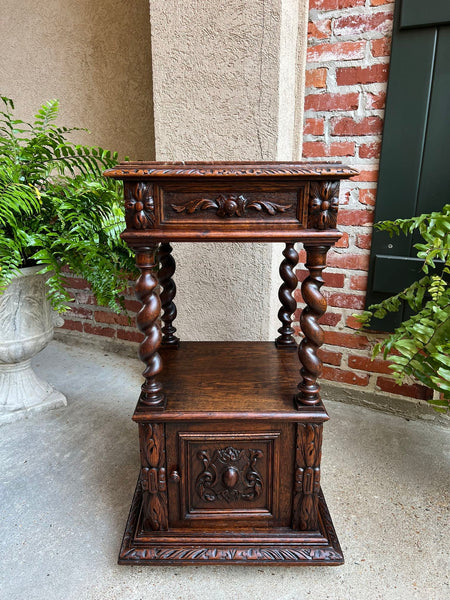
[0,0,155,160]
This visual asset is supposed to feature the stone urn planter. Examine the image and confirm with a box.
[0,266,67,424]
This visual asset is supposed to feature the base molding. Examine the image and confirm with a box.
[118,478,344,566]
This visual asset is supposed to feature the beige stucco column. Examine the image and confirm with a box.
[150,0,308,340]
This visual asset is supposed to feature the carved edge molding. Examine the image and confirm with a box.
[307,181,340,230]
[119,480,343,564]
[125,182,155,229]
[106,165,359,178]
[171,194,291,218]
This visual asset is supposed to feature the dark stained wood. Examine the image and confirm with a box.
[105,161,356,567]
[133,343,329,422]
[296,245,330,408]
[158,242,179,347]
[275,243,299,348]
[134,245,166,409]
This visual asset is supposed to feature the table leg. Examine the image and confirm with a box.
[135,244,166,409]
[295,244,330,408]
[275,242,299,349]
[159,242,180,347]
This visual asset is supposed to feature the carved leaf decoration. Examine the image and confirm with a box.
[172,194,291,218]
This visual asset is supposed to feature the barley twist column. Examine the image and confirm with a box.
[158,242,180,347]
[135,244,166,409]
[275,242,299,349]
[295,244,330,408]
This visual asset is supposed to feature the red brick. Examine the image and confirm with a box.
[376,376,433,400]
[331,116,383,136]
[366,91,386,110]
[320,312,342,327]
[327,252,370,270]
[309,0,365,9]
[371,0,394,6]
[296,269,345,288]
[124,298,141,313]
[352,169,379,182]
[359,141,382,159]
[68,306,93,318]
[327,292,365,309]
[305,68,328,89]
[94,310,132,327]
[338,209,374,226]
[324,330,369,349]
[304,118,325,136]
[349,354,393,375]
[65,277,90,290]
[117,329,144,343]
[307,41,366,63]
[308,18,331,40]
[333,12,393,37]
[335,231,349,248]
[359,188,376,207]
[350,274,368,291]
[319,348,342,366]
[356,233,372,249]
[323,365,369,386]
[61,319,83,332]
[371,38,391,57]
[83,323,115,338]
[304,92,359,112]
[336,64,389,86]
[346,315,364,330]
[302,141,326,158]
[328,141,356,156]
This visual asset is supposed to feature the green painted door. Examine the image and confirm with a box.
[366,0,450,330]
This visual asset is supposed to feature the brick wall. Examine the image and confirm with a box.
[58,0,432,404]
[300,0,431,402]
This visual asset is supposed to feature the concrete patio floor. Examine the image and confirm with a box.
[1,340,449,600]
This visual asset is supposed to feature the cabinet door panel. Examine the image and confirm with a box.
[166,422,294,530]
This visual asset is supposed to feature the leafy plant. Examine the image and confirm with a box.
[356,205,450,413]
[0,96,135,312]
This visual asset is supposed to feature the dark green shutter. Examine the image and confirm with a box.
[366,0,450,331]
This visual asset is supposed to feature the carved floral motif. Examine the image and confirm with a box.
[196,446,263,503]
[307,181,339,229]
[125,182,155,229]
[172,194,291,218]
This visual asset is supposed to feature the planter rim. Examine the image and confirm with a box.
[14,265,45,279]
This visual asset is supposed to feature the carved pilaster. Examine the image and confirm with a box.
[275,243,299,349]
[139,423,168,531]
[135,245,165,408]
[158,243,180,347]
[292,423,322,531]
[295,244,329,407]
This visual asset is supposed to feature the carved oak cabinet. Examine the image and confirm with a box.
[104,161,357,566]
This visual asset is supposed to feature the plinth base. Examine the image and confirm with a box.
[118,478,344,566]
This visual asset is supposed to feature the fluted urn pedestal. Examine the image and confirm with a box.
[0,266,67,425]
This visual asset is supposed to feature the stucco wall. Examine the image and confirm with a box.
[149,0,308,341]
[0,0,155,159]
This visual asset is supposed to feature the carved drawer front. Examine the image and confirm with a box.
[166,423,295,530]
[158,183,308,227]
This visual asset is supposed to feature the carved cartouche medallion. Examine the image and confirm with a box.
[172,194,291,218]
[196,446,263,503]
[125,182,155,229]
[307,181,339,229]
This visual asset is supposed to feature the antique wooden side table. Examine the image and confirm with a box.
[104,161,357,566]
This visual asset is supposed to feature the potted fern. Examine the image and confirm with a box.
[357,205,450,413]
[0,96,134,423]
